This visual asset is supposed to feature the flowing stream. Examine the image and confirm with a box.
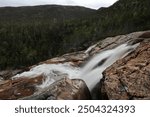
[13,42,139,91]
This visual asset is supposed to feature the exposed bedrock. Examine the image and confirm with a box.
[100,41,150,99]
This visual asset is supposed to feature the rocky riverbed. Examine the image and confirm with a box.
[0,30,150,100]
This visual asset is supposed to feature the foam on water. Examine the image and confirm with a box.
[13,42,140,91]
[13,63,80,88]
[14,63,80,78]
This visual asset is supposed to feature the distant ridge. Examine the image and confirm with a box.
[0,5,96,22]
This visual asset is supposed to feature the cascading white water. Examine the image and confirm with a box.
[13,42,140,91]
[13,63,80,88]
[80,43,139,90]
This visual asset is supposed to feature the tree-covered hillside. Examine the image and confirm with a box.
[96,0,150,35]
[0,0,150,70]
[0,5,96,69]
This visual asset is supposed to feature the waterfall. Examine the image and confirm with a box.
[80,43,139,90]
[13,42,139,91]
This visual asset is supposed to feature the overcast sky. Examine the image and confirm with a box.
[0,0,118,9]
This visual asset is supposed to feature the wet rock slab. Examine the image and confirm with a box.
[0,75,44,99]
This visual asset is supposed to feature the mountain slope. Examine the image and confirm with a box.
[0,5,95,70]
[84,0,150,42]
[0,5,95,22]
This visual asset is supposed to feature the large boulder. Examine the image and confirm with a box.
[20,78,91,100]
[100,41,150,99]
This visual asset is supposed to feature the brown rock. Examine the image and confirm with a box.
[21,78,91,100]
[100,42,150,99]
[29,51,88,69]
[139,31,150,38]
[0,75,44,99]
[0,74,91,100]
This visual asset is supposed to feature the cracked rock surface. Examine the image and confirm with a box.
[100,41,150,99]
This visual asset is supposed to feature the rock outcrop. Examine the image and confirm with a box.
[99,36,150,99]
